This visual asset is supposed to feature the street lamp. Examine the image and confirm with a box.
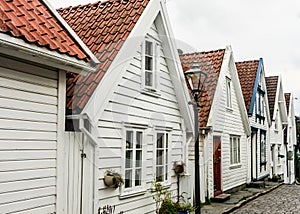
[184,61,207,214]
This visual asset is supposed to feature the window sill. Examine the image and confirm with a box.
[119,187,147,200]
[229,164,242,170]
[141,88,161,98]
[226,107,233,112]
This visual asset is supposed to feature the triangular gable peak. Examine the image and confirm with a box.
[59,0,194,132]
[266,75,288,124]
[180,46,250,135]
[236,58,271,126]
[58,0,151,114]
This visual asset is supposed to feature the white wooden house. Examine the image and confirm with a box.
[0,0,97,213]
[284,93,297,184]
[180,46,251,201]
[266,76,288,181]
[59,0,194,213]
[236,59,272,183]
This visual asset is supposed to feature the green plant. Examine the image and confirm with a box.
[149,180,195,213]
[149,180,169,213]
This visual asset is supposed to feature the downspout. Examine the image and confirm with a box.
[250,132,253,182]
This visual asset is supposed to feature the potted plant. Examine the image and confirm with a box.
[103,170,124,189]
[173,161,186,175]
[150,180,195,214]
[175,201,195,214]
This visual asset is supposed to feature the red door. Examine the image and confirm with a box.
[213,136,222,196]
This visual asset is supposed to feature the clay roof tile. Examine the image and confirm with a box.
[0,0,89,61]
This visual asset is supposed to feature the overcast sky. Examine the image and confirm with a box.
[51,0,300,115]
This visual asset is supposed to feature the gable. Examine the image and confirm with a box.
[58,0,150,114]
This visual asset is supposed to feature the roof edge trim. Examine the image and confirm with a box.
[43,0,100,66]
[249,58,263,115]
[0,34,95,74]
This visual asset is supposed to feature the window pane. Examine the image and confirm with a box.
[126,131,133,149]
[136,132,142,149]
[145,56,153,71]
[145,71,153,86]
[126,151,133,168]
[165,149,168,164]
[165,165,168,181]
[157,133,164,148]
[156,166,163,182]
[135,169,142,186]
[145,41,153,56]
[125,170,132,188]
[166,133,169,148]
[136,150,142,167]
[156,150,164,165]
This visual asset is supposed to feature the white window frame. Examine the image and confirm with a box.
[154,130,171,186]
[226,77,232,109]
[230,135,241,165]
[141,37,160,92]
[121,124,147,198]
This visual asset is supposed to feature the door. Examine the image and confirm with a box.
[213,136,222,196]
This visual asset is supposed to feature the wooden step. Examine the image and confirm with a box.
[211,193,231,202]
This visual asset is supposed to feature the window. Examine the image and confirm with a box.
[230,135,240,165]
[256,87,265,124]
[125,130,143,189]
[226,77,232,108]
[142,39,159,91]
[274,112,278,131]
[156,132,169,182]
[260,131,266,163]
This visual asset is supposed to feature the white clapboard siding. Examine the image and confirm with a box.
[95,22,185,213]
[0,56,58,214]
[65,132,83,214]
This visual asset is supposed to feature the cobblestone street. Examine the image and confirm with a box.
[232,184,300,214]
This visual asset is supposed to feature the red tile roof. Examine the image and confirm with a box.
[0,0,89,61]
[236,60,259,113]
[180,49,225,127]
[58,0,150,113]
[285,93,291,115]
[266,76,279,118]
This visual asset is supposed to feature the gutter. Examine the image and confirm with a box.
[0,34,96,74]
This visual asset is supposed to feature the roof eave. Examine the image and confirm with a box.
[0,34,96,74]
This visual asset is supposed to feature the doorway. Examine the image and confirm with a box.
[213,136,222,196]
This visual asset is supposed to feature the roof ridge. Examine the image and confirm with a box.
[235,59,259,64]
[180,48,226,56]
[57,0,127,11]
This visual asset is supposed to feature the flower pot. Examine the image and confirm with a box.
[104,175,115,187]
[174,165,184,174]
[178,211,188,214]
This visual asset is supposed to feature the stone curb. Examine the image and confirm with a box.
[222,183,284,214]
